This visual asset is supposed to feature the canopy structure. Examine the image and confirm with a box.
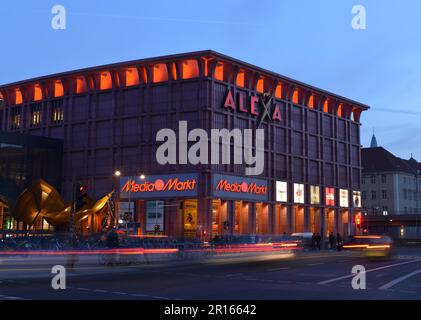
[12,179,113,227]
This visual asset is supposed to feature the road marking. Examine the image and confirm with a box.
[307,263,324,266]
[77,288,89,291]
[379,269,421,290]
[112,292,128,295]
[94,289,108,293]
[318,259,421,285]
[153,296,170,300]
[226,273,244,277]
[245,278,257,281]
[267,267,289,271]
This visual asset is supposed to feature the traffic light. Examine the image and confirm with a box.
[355,213,362,229]
[75,182,88,210]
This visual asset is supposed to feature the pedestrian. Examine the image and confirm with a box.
[315,233,321,251]
[328,233,335,250]
[311,233,317,250]
[336,233,342,251]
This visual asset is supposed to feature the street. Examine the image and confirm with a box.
[1,247,421,300]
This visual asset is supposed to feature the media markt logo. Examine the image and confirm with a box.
[223,90,282,128]
[121,176,197,194]
[215,179,267,195]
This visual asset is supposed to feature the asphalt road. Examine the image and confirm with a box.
[1,247,421,300]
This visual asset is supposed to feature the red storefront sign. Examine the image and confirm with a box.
[215,179,267,195]
[119,173,198,198]
[325,187,335,206]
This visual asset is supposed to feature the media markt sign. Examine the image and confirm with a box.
[212,174,268,201]
[120,173,198,199]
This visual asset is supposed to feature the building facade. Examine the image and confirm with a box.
[0,132,63,233]
[362,145,421,216]
[0,50,368,240]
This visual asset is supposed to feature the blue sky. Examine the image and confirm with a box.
[1,0,421,159]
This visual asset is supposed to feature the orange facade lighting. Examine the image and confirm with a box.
[275,84,282,99]
[256,78,264,93]
[100,71,112,90]
[76,77,87,94]
[54,80,64,97]
[337,103,343,117]
[236,70,245,88]
[15,89,23,105]
[171,63,177,80]
[34,85,43,101]
[323,100,329,113]
[308,95,314,109]
[125,68,139,87]
[153,64,168,83]
[214,63,224,81]
[292,89,299,104]
[182,60,199,79]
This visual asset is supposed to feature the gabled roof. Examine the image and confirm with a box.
[362,147,421,174]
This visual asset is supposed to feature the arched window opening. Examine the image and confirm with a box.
[352,108,362,122]
[15,89,23,105]
[275,84,282,99]
[214,63,224,81]
[256,78,264,93]
[100,71,112,90]
[54,80,64,97]
[337,103,343,117]
[125,68,139,87]
[236,70,245,88]
[171,63,177,80]
[34,85,43,101]
[308,95,314,109]
[76,77,87,94]
[153,64,168,83]
[182,60,199,79]
[323,99,329,113]
[292,89,299,104]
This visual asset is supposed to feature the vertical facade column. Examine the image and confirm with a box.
[304,206,310,233]
[227,200,236,236]
[249,202,256,235]
[200,198,212,241]
[268,203,275,234]
[286,205,293,235]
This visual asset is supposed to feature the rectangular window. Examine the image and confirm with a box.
[404,189,407,200]
[11,107,21,130]
[371,190,376,200]
[362,177,365,185]
[371,175,376,184]
[381,175,386,184]
[382,206,388,216]
[362,191,366,200]
[30,103,42,127]
[382,190,387,200]
[51,99,64,124]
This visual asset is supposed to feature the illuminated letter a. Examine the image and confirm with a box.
[224,90,236,110]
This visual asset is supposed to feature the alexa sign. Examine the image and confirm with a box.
[224,90,282,127]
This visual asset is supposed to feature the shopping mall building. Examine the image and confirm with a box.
[0,50,368,240]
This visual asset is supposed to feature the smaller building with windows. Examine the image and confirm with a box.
[362,142,421,216]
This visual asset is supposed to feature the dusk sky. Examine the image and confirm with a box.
[1,0,420,159]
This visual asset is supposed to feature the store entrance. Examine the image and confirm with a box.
[275,204,287,235]
[341,210,349,239]
[310,207,321,234]
[292,205,304,233]
[234,201,249,235]
[324,208,335,237]
[256,203,269,235]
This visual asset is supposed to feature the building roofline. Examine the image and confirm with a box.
[0,49,369,110]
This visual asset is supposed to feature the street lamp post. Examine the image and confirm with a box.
[114,170,145,233]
